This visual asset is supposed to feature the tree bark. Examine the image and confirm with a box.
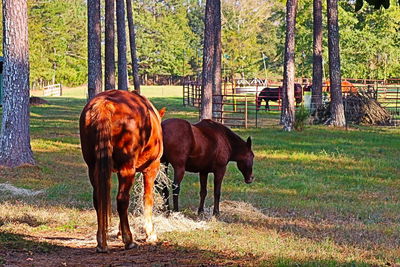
[0,0,35,167]
[201,0,215,120]
[87,0,102,99]
[281,0,298,131]
[126,0,141,94]
[312,0,323,111]
[105,0,115,91]
[116,0,128,90]
[212,0,222,122]
[327,0,345,126]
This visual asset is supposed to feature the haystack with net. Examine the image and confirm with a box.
[313,91,393,126]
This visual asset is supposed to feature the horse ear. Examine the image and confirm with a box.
[158,107,166,118]
[246,136,252,148]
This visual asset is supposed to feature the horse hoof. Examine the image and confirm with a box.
[146,233,158,243]
[96,246,109,253]
[125,242,138,250]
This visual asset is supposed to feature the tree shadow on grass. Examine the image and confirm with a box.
[0,231,374,267]
[0,231,249,266]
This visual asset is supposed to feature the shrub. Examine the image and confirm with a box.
[294,105,310,131]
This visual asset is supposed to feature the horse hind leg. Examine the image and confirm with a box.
[89,163,111,253]
[198,172,208,215]
[116,168,136,250]
[172,165,185,212]
[143,161,160,243]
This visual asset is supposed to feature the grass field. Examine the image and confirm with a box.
[1,86,399,266]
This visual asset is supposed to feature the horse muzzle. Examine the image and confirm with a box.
[245,175,254,184]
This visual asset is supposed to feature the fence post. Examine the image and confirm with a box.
[245,96,248,129]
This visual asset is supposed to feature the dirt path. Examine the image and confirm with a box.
[3,234,249,267]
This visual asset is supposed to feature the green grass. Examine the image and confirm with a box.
[0,86,399,266]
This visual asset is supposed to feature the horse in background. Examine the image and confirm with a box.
[160,118,254,216]
[256,83,303,110]
[303,80,357,94]
[80,90,165,253]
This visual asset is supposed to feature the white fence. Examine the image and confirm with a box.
[43,84,62,96]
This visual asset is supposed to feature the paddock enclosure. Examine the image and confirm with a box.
[183,78,400,128]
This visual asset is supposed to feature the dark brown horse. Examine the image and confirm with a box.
[256,83,303,110]
[80,90,165,252]
[160,118,254,216]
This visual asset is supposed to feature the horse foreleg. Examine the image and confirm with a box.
[265,100,270,111]
[143,162,159,243]
[117,168,136,250]
[172,166,185,212]
[197,172,208,215]
[213,167,227,216]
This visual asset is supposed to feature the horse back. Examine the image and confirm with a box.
[191,120,232,166]
[80,90,163,172]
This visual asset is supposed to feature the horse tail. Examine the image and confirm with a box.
[92,100,114,239]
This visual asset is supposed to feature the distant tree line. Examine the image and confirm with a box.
[0,0,399,87]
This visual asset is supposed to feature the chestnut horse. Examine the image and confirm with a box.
[80,90,165,252]
[256,83,303,110]
[303,80,357,94]
[160,118,254,216]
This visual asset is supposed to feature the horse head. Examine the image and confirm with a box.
[236,136,255,184]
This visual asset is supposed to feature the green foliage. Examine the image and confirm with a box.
[339,0,400,79]
[294,105,310,131]
[222,0,279,78]
[133,0,201,76]
[0,0,87,87]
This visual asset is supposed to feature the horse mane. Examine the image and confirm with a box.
[200,119,246,146]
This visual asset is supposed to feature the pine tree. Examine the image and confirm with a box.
[116,0,128,90]
[105,0,116,90]
[327,0,345,126]
[312,0,323,110]
[281,0,298,131]
[0,0,35,167]
[126,0,141,93]
[88,0,102,99]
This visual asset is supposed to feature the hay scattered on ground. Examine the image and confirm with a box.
[204,200,268,224]
[130,165,172,215]
[0,183,44,197]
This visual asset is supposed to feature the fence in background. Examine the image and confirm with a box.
[43,84,62,97]
[183,79,400,128]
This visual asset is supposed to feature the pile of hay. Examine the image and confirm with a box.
[313,91,393,126]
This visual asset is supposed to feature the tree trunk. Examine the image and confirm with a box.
[201,0,215,120]
[87,0,102,99]
[327,0,345,126]
[281,0,298,131]
[312,0,323,111]
[105,0,115,91]
[126,0,141,94]
[0,0,35,167]
[212,0,222,122]
[116,0,128,90]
